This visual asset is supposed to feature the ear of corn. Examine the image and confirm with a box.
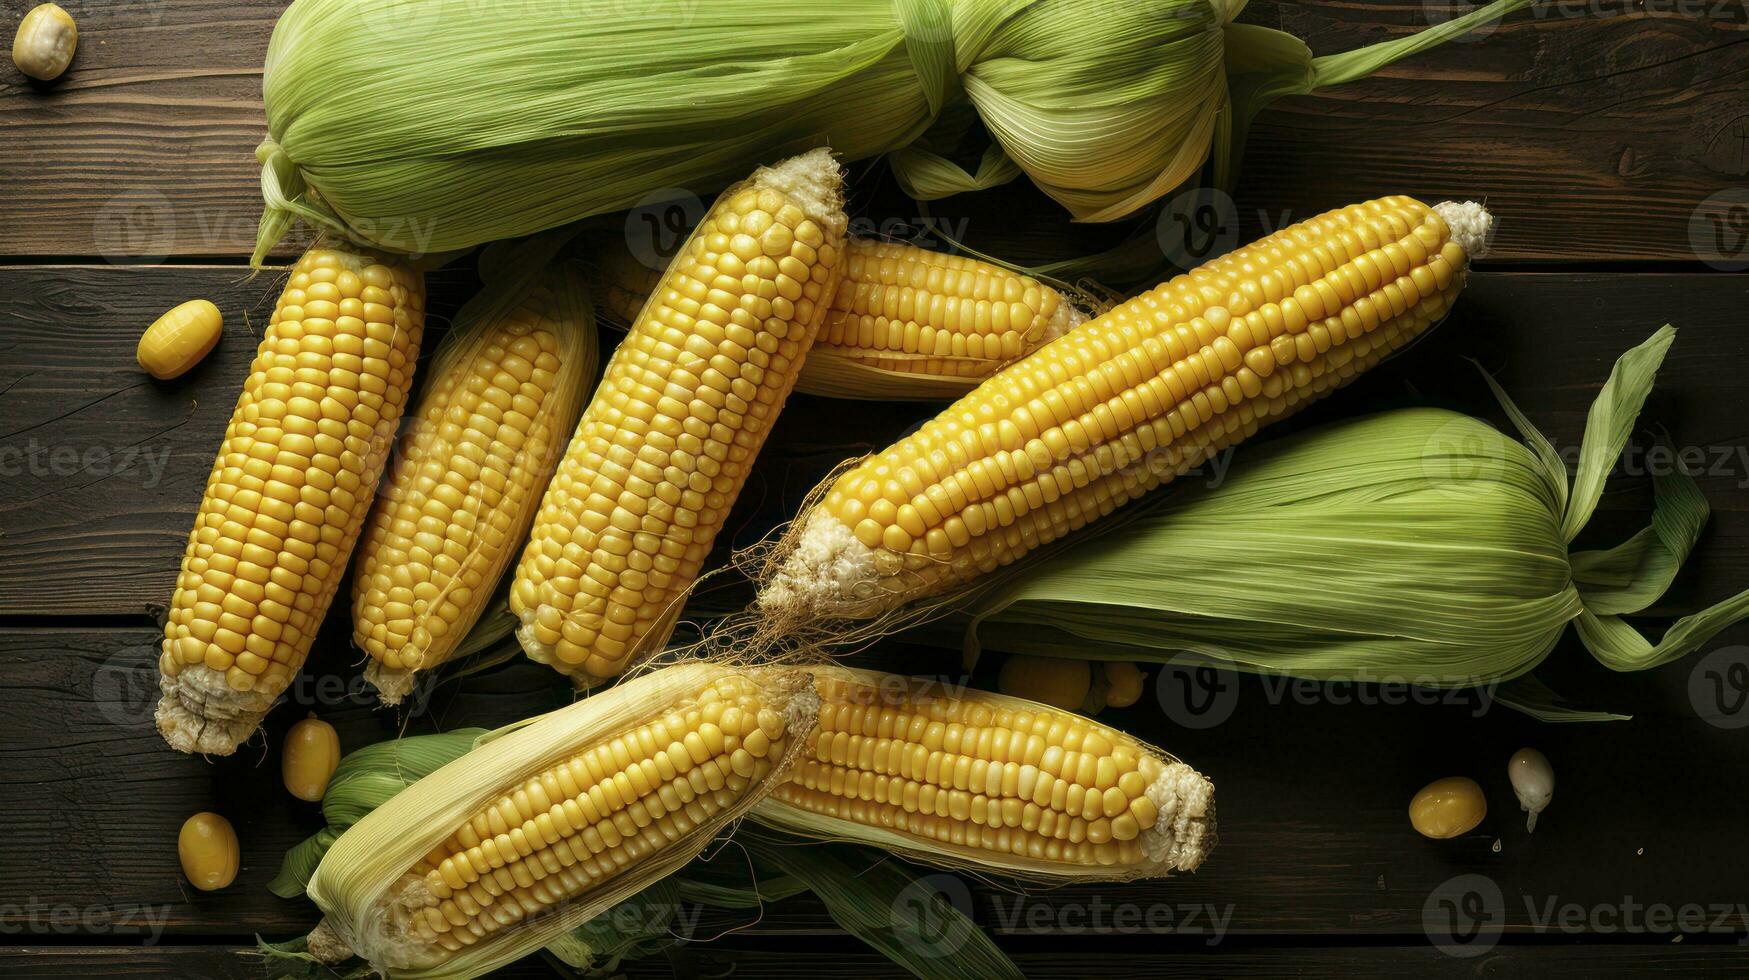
[592,239,1083,401]
[760,198,1491,625]
[158,246,425,755]
[510,150,848,685]
[955,327,1749,703]
[252,0,1531,262]
[307,662,818,979]
[352,265,598,704]
[753,665,1213,881]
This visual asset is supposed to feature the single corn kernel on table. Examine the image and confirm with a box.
[2,2,1748,976]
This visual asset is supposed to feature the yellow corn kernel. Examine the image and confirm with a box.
[305,663,816,973]
[12,4,76,81]
[178,812,240,891]
[137,299,223,380]
[158,246,426,755]
[283,714,341,802]
[511,150,846,685]
[755,665,1213,880]
[820,240,1077,379]
[1102,662,1146,709]
[1410,776,1487,839]
[763,199,1489,622]
[351,264,595,703]
[592,238,1082,398]
[997,655,1090,710]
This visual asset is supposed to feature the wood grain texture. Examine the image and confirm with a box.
[0,0,306,261]
[4,627,1747,943]
[1235,2,1749,263]
[7,944,1749,978]
[2,1,1744,260]
[0,263,478,615]
[4,266,1745,620]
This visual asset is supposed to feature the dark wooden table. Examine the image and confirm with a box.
[3,1,1749,976]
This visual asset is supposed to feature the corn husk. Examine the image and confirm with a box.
[267,724,1024,980]
[953,327,1749,697]
[305,662,818,980]
[252,0,1532,263]
[355,253,598,705]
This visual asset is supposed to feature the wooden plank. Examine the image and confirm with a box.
[1234,2,1749,264]
[6,627,1749,942]
[4,266,1745,617]
[0,0,304,261]
[0,263,481,615]
[3,1,1743,261]
[7,944,1749,979]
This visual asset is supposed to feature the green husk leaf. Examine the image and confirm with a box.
[744,834,1023,980]
[948,327,1749,705]
[1562,325,1677,542]
[255,0,1536,263]
[269,730,485,898]
[1217,0,1534,191]
[1570,431,1710,615]
[1493,675,1632,723]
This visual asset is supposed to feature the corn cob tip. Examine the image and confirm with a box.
[156,664,275,756]
[1145,762,1216,873]
[758,510,882,625]
[751,148,847,235]
[305,918,353,965]
[361,661,414,707]
[1433,201,1492,259]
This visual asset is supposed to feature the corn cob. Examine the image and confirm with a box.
[510,149,848,685]
[352,266,597,704]
[305,662,817,978]
[761,198,1491,623]
[158,246,425,755]
[754,665,1213,880]
[594,238,1083,400]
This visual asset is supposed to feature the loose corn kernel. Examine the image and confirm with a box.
[137,299,223,380]
[352,264,594,703]
[1409,776,1487,839]
[997,655,1090,710]
[12,3,76,81]
[756,666,1214,879]
[511,150,846,684]
[158,246,425,755]
[764,199,1488,621]
[178,812,240,891]
[1102,662,1146,709]
[282,714,341,802]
